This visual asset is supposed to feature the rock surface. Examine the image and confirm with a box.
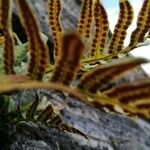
[4,0,150,150]
[7,89,150,150]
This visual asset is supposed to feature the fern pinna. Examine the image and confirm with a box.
[16,0,49,80]
[0,0,15,74]
[0,0,150,140]
[89,0,109,58]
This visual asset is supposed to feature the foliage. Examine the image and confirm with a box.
[0,0,150,142]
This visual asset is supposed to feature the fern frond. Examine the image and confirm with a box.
[105,80,150,108]
[51,33,84,85]
[103,79,150,118]
[48,114,62,125]
[0,75,86,101]
[91,0,109,58]
[78,58,148,93]
[77,0,93,38]
[58,123,88,139]
[105,79,150,100]
[108,0,134,54]
[16,0,49,80]
[26,94,39,120]
[0,75,149,119]
[16,0,37,78]
[129,0,150,47]
[82,92,150,119]
[36,102,88,138]
[48,0,63,57]
[0,0,15,74]
[37,104,54,122]
[37,103,88,138]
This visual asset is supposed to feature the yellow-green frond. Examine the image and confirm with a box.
[108,0,134,54]
[129,0,150,47]
[78,58,148,93]
[51,33,84,85]
[90,0,109,58]
[77,0,93,38]
[16,0,49,80]
[103,79,150,119]
[0,0,15,74]
[48,0,63,57]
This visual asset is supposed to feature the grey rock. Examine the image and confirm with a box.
[9,90,150,150]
